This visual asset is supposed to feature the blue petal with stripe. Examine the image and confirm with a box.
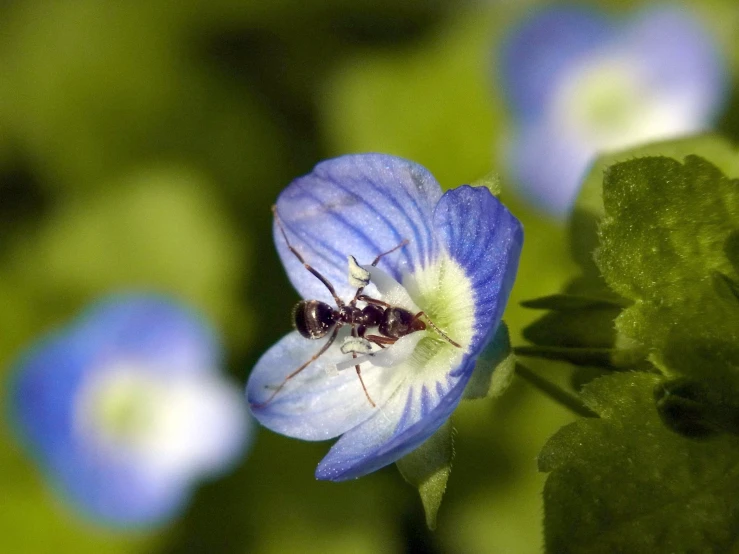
[314,185,523,480]
[274,154,442,305]
[434,186,523,357]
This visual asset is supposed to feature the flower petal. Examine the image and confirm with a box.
[507,121,594,216]
[433,186,523,357]
[247,331,408,441]
[274,154,442,305]
[315,186,523,481]
[76,294,221,376]
[56,453,191,527]
[10,330,92,468]
[9,328,192,526]
[500,6,612,119]
[8,294,241,526]
[315,355,474,481]
[621,6,728,124]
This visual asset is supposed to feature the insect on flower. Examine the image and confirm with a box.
[257,207,460,409]
[247,154,522,481]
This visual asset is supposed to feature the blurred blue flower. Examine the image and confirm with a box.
[9,295,251,527]
[247,154,522,481]
[500,5,728,217]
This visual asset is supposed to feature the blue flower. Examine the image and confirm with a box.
[247,154,523,481]
[500,5,728,217]
[8,294,251,527]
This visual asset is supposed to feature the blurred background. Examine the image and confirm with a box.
[0,0,737,552]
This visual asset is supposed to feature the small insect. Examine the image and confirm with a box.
[256,206,460,409]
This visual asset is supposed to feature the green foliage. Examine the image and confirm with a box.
[401,322,517,529]
[464,322,515,400]
[321,10,505,188]
[537,139,739,553]
[596,155,739,388]
[540,372,739,553]
[517,291,645,370]
[397,422,454,530]
[0,166,253,356]
[572,135,739,276]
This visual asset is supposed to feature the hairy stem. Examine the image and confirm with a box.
[515,363,598,418]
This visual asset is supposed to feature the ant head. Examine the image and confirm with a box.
[293,300,336,339]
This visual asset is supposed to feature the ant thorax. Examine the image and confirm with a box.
[337,261,424,351]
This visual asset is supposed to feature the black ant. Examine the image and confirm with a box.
[254,206,460,409]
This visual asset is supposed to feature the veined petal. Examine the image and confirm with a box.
[247,331,408,441]
[316,349,474,481]
[274,154,442,304]
[316,188,521,480]
[433,186,523,357]
[500,6,612,119]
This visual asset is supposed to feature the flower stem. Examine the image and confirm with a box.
[514,362,598,418]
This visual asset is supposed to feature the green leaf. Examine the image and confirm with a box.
[571,135,739,278]
[522,306,622,349]
[464,322,515,400]
[540,372,739,553]
[469,172,503,198]
[726,229,739,274]
[596,155,739,386]
[396,421,454,530]
[654,377,739,438]
[518,291,645,370]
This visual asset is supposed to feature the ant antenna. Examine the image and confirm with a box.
[358,295,461,348]
[272,205,344,307]
[418,312,462,348]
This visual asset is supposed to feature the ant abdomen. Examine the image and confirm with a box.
[293,300,336,339]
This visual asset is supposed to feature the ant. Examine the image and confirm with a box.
[254,206,460,409]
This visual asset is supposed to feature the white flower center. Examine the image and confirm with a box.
[553,55,701,152]
[74,362,247,481]
[336,252,476,385]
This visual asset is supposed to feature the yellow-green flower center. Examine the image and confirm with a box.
[402,253,476,377]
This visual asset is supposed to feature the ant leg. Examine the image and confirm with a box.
[252,326,341,408]
[365,334,397,346]
[351,239,409,304]
[351,326,376,408]
[356,294,391,308]
[273,205,344,307]
[369,239,409,267]
[413,311,461,348]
